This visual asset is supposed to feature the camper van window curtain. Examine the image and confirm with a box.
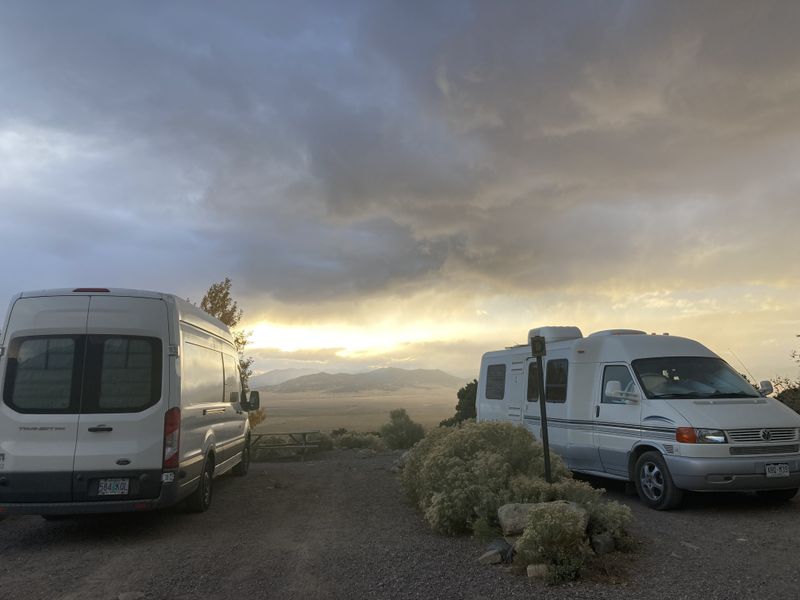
[545,359,568,403]
[485,364,506,400]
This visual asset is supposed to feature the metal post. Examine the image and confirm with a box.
[530,335,552,483]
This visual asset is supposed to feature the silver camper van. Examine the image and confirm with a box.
[477,326,800,509]
[0,288,260,517]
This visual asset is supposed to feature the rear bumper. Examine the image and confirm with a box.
[666,455,800,492]
[0,478,183,516]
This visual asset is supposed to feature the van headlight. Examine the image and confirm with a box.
[696,429,728,444]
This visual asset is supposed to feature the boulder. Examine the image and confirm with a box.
[478,549,503,565]
[591,532,615,555]
[498,500,589,536]
[526,563,549,579]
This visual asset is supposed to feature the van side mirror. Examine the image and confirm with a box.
[247,390,260,411]
[604,380,640,403]
[759,380,774,396]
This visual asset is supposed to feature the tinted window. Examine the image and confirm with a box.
[183,343,224,405]
[545,359,568,403]
[3,336,81,413]
[223,354,241,403]
[631,356,760,399]
[601,365,636,404]
[485,364,506,400]
[85,336,162,413]
[526,362,539,402]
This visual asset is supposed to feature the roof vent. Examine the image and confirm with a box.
[529,326,583,343]
[588,329,647,337]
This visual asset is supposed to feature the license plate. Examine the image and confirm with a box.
[98,478,130,496]
[765,463,790,478]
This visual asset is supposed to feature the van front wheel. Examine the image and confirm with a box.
[186,457,214,513]
[634,451,683,510]
[232,440,250,477]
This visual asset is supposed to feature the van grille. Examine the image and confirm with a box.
[729,444,799,456]
[726,428,798,443]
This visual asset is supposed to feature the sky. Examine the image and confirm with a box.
[1,1,799,382]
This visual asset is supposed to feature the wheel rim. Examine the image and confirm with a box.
[203,470,212,506]
[639,461,665,501]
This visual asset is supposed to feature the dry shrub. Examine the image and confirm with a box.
[380,409,425,449]
[336,432,386,452]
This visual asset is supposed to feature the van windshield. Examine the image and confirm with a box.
[631,356,761,400]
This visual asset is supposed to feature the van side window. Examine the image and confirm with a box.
[223,354,241,403]
[526,362,539,402]
[3,336,81,413]
[485,364,506,400]
[86,336,162,413]
[545,359,568,403]
[601,365,635,404]
[183,343,224,405]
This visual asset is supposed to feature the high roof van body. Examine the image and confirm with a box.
[477,326,800,509]
[0,288,260,516]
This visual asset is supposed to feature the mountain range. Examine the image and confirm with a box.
[254,367,463,394]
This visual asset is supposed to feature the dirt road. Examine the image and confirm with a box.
[1,451,799,600]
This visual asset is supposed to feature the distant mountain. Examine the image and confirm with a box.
[249,368,320,388]
[261,367,463,394]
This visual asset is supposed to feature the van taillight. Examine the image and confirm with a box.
[163,408,181,469]
[73,288,110,293]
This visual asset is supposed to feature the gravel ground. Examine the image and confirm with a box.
[1,450,799,600]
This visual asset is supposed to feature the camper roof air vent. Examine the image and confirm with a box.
[588,329,647,337]
[528,326,583,343]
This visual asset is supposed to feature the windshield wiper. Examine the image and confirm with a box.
[650,393,704,399]
[707,392,760,399]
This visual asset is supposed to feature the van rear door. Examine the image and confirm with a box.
[0,296,89,503]
[71,296,168,502]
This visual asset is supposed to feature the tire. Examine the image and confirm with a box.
[186,455,214,513]
[756,488,798,503]
[634,451,683,510]
[41,515,71,521]
[232,439,250,477]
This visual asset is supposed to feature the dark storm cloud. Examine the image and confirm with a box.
[1,0,799,311]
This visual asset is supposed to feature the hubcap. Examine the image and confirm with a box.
[639,461,665,501]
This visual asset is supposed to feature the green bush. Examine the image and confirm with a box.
[380,409,425,449]
[777,387,800,413]
[401,421,571,534]
[515,502,589,583]
[336,432,386,452]
[439,380,478,427]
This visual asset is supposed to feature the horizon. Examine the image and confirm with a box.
[2,2,799,384]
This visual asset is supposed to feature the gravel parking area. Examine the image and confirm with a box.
[1,450,799,600]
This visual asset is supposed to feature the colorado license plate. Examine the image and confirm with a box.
[765,463,790,478]
[98,478,129,495]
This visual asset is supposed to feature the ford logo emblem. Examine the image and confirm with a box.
[760,429,772,441]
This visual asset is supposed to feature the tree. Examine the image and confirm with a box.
[200,278,265,428]
[439,379,478,427]
[381,408,425,449]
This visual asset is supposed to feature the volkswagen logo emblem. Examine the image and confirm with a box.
[760,429,772,441]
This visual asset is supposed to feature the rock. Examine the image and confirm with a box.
[356,449,377,459]
[497,500,588,536]
[497,503,537,535]
[526,563,548,579]
[591,532,615,555]
[478,549,503,565]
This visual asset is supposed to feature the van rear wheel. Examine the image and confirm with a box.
[186,457,214,513]
[634,451,683,510]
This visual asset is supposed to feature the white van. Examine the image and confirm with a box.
[0,288,260,517]
[477,326,800,509]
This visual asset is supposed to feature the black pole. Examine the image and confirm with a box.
[530,336,552,483]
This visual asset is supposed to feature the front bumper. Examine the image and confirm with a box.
[666,454,800,492]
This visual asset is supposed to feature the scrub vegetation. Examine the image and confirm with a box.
[401,421,633,582]
[439,380,478,427]
[774,340,800,412]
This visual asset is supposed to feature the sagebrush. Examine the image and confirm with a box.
[380,409,425,449]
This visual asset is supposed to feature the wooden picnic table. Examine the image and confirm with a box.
[251,430,321,461]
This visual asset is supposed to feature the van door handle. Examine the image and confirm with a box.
[595,406,600,418]
[88,426,113,433]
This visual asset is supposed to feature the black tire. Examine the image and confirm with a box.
[232,439,250,477]
[186,456,214,513]
[41,515,71,521]
[634,451,683,510]
[756,488,798,503]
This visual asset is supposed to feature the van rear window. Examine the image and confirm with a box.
[545,359,568,403]
[3,335,162,414]
[485,364,506,400]
[3,336,81,413]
